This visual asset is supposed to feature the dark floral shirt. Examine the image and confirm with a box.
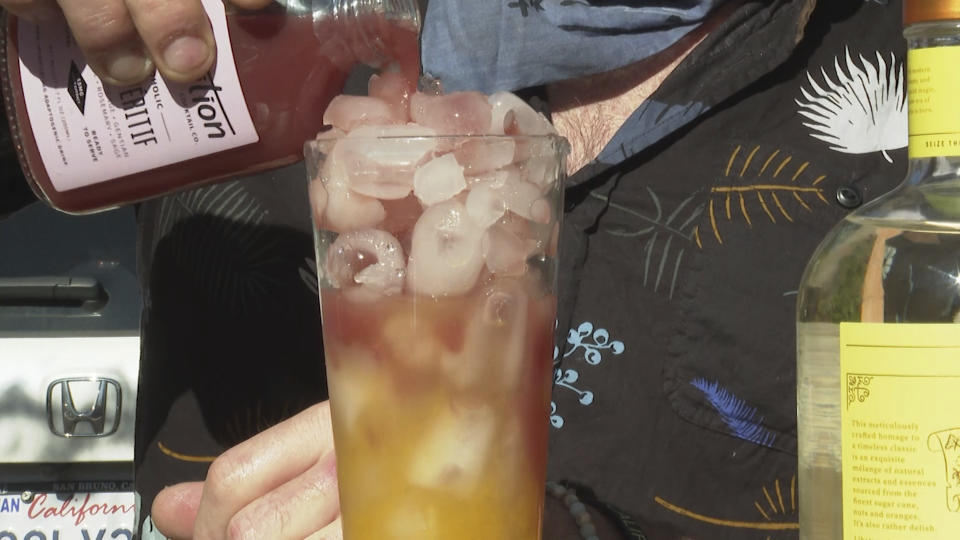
[547,1,907,538]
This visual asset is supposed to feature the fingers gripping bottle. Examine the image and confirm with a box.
[0,0,420,213]
[797,1,960,538]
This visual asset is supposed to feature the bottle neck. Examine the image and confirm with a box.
[240,0,420,22]
[905,20,960,180]
[228,1,421,72]
[329,0,421,68]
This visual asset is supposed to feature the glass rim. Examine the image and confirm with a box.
[304,132,570,148]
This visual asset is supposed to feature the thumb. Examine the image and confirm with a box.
[151,482,205,539]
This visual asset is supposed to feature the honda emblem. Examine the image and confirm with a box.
[46,377,122,437]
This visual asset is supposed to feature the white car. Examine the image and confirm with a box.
[0,202,140,539]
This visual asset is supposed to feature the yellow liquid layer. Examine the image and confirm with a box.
[321,284,554,540]
[333,384,544,539]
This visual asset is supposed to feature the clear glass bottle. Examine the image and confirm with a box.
[797,2,960,538]
[0,0,420,213]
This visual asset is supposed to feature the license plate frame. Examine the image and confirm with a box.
[0,491,136,540]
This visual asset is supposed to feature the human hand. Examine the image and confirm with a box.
[151,401,342,539]
[2,0,271,86]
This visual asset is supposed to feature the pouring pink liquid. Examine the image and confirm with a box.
[1,3,419,213]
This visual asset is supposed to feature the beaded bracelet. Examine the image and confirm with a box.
[547,481,601,540]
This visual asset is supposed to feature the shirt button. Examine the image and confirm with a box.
[835,185,862,209]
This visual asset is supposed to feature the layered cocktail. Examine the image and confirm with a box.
[307,79,567,539]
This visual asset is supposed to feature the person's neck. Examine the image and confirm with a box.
[547,0,742,174]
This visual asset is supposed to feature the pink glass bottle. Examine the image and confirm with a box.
[0,0,420,213]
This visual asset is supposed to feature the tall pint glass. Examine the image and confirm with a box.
[306,132,568,539]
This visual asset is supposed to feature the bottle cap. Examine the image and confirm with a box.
[904,0,960,26]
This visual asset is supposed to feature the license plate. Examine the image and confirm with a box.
[0,492,135,540]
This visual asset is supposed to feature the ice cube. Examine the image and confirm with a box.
[306,135,337,180]
[322,126,436,202]
[346,124,438,168]
[384,499,437,539]
[500,180,542,220]
[480,279,528,328]
[496,211,544,259]
[482,280,529,387]
[368,71,415,120]
[453,138,516,175]
[465,182,506,228]
[329,143,415,200]
[530,198,552,225]
[519,155,561,189]
[413,153,467,206]
[488,91,556,135]
[350,168,416,200]
[315,127,346,141]
[513,128,565,167]
[327,344,386,431]
[441,344,488,391]
[381,310,443,371]
[408,403,497,492]
[323,95,407,131]
[406,200,485,297]
[410,91,492,135]
[325,229,406,301]
[482,225,529,276]
[320,179,387,233]
[443,279,529,390]
[465,165,521,189]
[308,177,328,230]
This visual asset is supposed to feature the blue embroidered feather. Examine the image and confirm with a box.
[690,378,777,448]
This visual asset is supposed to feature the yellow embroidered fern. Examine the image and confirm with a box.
[695,145,830,246]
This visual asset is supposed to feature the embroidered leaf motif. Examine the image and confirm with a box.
[796,48,907,163]
[690,377,777,448]
[550,402,564,428]
[752,475,798,524]
[591,186,702,300]
[564,321,626,365]
[701,145,830,246]
[300,257,319,296]
[551,320,625,429]
[655,474,798,533]
[555,368,594,405]
[155,181,285,315]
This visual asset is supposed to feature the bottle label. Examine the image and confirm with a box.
[907,46,960,158]
[16,0,259,191]
[840,322,960,538]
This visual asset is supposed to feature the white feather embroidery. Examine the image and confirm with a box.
[796,48,907,163]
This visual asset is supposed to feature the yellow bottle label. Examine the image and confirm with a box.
[840,322,960,538]
[908,47,960,158]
